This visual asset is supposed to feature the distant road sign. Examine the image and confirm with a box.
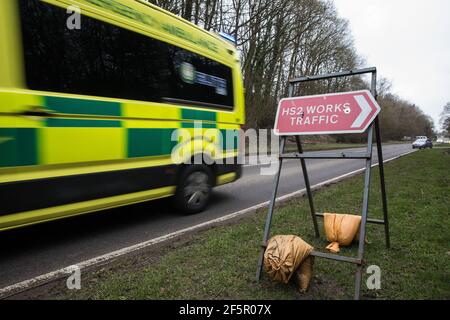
[274,90,381,136]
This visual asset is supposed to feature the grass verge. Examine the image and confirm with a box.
[246,141,407,155]
[291,142,366,152]
[60,149,449,300]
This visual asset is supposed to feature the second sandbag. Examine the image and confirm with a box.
[323,213,361,253]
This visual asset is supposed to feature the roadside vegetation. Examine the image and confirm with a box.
[438,102,450,141]
[245,142,367,155]
[290,141,406,152]
[244,138,408,155]
[57,149,450,300]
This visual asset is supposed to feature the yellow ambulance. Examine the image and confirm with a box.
[0,0,245,231]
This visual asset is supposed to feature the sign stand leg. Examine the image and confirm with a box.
[354,123,374,300]
[374,117,390,248]
[256,137,286,281]
[295,136,320,237]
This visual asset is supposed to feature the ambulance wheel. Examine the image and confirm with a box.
[175,165,213,214]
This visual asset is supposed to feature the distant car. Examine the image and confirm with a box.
[412,137,433,149]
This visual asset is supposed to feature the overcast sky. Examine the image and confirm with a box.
[334,0,450,129]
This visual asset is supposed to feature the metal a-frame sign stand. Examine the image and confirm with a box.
[256,67,390,300]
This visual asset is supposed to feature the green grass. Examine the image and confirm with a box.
[434,143,450,148]
[299,141,407,152]
[299,142,366,152]
[245,142,366,155]
[246,141,407,155]
[64,149,449,300]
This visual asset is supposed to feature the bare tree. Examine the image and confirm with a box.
[148,0,434,139]
[439,102,450,135]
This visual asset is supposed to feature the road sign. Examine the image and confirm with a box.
[259,69,390,300]
[274,90,381,136]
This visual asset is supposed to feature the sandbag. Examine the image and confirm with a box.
[323,213,361,253]
[264,235,313,287]
[294,256,315,292]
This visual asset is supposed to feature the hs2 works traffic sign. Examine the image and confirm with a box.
[274,90,381,136]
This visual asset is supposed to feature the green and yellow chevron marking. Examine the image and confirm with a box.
[0,128,38,167]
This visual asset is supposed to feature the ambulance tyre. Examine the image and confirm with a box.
[174,165,213,214]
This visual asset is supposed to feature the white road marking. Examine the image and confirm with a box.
[0,149,416,298]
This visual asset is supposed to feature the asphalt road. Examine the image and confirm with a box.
[0,143,413,288]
